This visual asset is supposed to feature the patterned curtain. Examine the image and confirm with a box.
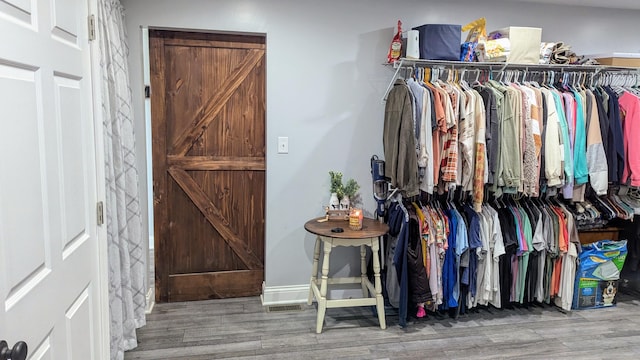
[97,1,146,359]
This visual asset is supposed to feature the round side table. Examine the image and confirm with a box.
[304,217,389,333]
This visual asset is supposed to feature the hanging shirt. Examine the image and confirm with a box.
[541,88,563,187]
[517,206,533,304]
[383,79,419,197]
[554,242,578,311]
[520,85,538,196]
[434,85,458,184]
[552,91,573,191]
[487,80,513,195]
[464,204,482,304]
[425,82,446,186]
[562,91,576,199]
[418,84,435,194]
[441,208,458,310]
[585,90,608,195]
[478,86,502,188]
[603,87,625,184]
[532,86,544,196]
[572,90,588,186]
[454,208,469,305]
[618,91,640,186]
[407,78,424,144]
[503,86,523,193]
[473,92,487,211]
[459,89,476,191]
[476,209,490,306]
[485,205,506,308]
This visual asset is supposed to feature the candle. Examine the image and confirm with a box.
[349,208,363,230]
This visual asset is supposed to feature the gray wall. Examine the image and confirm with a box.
[121,0,640,290]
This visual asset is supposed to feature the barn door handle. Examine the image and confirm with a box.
[0,340,27,360]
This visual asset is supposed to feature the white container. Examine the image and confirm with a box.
[405,30,420,59]
[329,192,340,210]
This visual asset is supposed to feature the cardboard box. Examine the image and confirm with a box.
[574,279,618,309]
[587,53,640,67]
[489,27,542,64]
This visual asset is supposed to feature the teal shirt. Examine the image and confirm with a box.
[572,90,588,185]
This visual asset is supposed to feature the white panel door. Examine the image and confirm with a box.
[0,0,105,359]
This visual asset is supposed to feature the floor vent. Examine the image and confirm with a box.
[266,304,304,312]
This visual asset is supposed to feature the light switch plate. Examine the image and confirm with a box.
[278,136,288,154]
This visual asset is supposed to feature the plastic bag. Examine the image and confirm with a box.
[540,42,556,64]
[578,240,628,281]
[461,17,487,62]
[573,240,628,309]
[387,20,403,64]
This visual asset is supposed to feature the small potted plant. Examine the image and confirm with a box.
[341,178,360,209]
[328,171,343,210]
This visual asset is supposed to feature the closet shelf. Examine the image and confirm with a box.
[382,58,640,101]
[387,58,640,70]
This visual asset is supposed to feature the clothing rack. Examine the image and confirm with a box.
[383,58,640,101]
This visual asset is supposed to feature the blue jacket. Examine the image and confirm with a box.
[442,209,457,310]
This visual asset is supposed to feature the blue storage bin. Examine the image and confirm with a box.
[412,24,461,61]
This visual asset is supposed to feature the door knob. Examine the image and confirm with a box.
[0,340,28,360]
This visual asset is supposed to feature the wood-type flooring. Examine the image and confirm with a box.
[125,291,640,359]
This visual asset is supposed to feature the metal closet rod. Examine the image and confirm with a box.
[382,58,640,101]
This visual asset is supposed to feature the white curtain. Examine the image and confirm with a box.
[97,1,146,359]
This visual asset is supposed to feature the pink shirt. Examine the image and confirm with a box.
[618,92,640,186]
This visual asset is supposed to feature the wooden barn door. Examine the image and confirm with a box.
[150,30,265,302]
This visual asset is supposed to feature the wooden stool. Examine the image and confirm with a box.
[304,217,389,333]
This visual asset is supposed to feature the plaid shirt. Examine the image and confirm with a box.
[440,124,458,183]
[473,143,486,212]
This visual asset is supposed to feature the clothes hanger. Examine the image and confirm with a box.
[449,68,461,90]
[576,72,584,91]
[429,67,436,84]
[459,69,471,91]
[562,73,571,90]
[522,68,531,86]
[531,70,542,88]
[624,72,638,95]
[612,73,625,95]
[541,70,550,89]
[515,70,523,85]
[437,67,451,87]
[504,70,511,85]
[493,193,504,209]
[472,69,483,87]
[630,73,640,96]
[581,72,589,91]
[403,66,411,80]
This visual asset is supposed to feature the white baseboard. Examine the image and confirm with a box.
[261,283,309,306]
[145,286,155,314]
[260,283,366,306]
